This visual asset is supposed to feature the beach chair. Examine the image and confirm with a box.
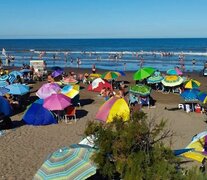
[129,93,138,106]
[64,106,77,123]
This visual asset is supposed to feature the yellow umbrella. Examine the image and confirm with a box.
[185,79,201,89]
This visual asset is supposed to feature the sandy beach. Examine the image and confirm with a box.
[0,68,206,179]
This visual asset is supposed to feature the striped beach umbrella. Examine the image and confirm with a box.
[101,71,120,80]
[185,79,201,89]
[34,144,97,180]
[133,67,155,81]
[147,75,163,84]
[95,96,130,123]
[198,92,207,104]
[9,71,23,77]
[0,74,16,84]
[161,75,183,87]
[0,75,9,81]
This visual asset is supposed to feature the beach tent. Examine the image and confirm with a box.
[34,144,97,180]
[182,131,207,162]
[0,96,13,116]
[36,83,61,99]
[22,99,57,126]
[95,96,130,123]
[88,78,112,92]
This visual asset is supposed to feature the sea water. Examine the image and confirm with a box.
[0,38,207,72]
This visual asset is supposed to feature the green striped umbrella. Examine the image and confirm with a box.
[34,144,97,180]
[133,67,155,81]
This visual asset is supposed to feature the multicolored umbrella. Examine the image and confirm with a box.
[6,83,29,95]
[61,85,73,94]
[161,75,183,87]
[129,84,151,96]
[198,92,207,104]
[43,94,71,110]
[101,71,120,80]
[34,144,96,180]
[0,96,13,116]
[133,67,155,81]
[91,78,105,90]
[167,68,183,75]
[185,79,201,89]
[36,83,61,99]
[61,85,79,99]
[180,89,200,102]
[115,71,126,76]
[0,87,10,96]
[147,75,163,84]
[182,131,207,162]
[95,96,130,123]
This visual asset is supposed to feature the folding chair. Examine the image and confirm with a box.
[64,106,77,123]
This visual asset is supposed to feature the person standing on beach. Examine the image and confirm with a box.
[92,64,96,73]
[192,59,196,71]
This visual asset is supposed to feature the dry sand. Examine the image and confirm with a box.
[0,68,206,179]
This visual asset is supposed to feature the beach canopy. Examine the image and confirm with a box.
[184,79,201,89]
[36,83,61,99]
[34,144,97,180]
[182,131,207,162]
[198,92,207,104]
[96,96,130,123]
[6,83,29,95]
[129,84,151,96]
[43,94,72,110]
[88,78,112,92]
[0,96,13,116]
[147,75,163,84]
[180,89,200,102]
[161,75,183,87]
[0,87,9,96]
[166,68,183,76]
[133,67,155,81]
[23,99,57,126]
[101,71,120,80]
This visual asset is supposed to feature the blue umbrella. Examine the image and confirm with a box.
[0,75,9,81]
[8,74,16,84]
[51,66,63,71]
[0,81,8,87]
[0,87,10,96]
[23,99,57,126]
[0,96,13,116]
[147,75,163,84]
[52,70,63,78]
[6,84,29,95]
[180,89,200,101]
[9,71,23,77]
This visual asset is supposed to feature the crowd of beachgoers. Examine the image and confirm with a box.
[0,61,206,178]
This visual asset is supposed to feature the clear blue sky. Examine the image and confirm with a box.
[0,0,207,38]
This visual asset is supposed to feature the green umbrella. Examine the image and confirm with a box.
[34,144,97,180]
[161,75,183,87]
[133,67,155,81]
[129,84,151,96]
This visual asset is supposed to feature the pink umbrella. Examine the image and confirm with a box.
[36,83,61,99]
[43,94,72,110]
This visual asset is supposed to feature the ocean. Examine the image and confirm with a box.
[0,38,207,72]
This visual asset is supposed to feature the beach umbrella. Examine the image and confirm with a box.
[161,75,183,87]
[115,71,126,76]
[89,73,102,78]
[0,81,8,87]
[52,70,63,78]
[182,132,207,162]
[22,99,57,126]
[95,96,130,123]
[0,96,13,116]
[129,84,151,96]
[185,79,201,89]
[9,71,23,77]
[198,92,207,104]
[6,83,29,95]
[36,83,61,99]
[133,67,155,81]
[88,78,112,92]
[167,68,183,76]
[0,75,9,81]
[34,144,97,180]
[61,85,73,94]
[0,87,9,96]
[61,77,78,85]
[43,94,72,110]
[147,75,163,84]
[180,89,200,102]
[101,71,120,80]
[20,69,31,73]
[0,74,15,84]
